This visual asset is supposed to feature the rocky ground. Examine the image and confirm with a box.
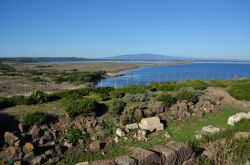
[0,84,250,164]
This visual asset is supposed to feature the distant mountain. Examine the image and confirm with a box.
[104,53,193,61]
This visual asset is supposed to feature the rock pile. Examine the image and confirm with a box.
[228,112,250,126]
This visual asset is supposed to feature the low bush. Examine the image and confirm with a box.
[158,80,208,91]
[157,94,176,107]
[0,96,13,110]
[175,89,199,103]
[109,90,125,98]
[93,87,114,94]
[89,92,110,101]
[65,98,99,117]
[28,90,48,104]
[119,85,149,94]
[23,111,49,126]
[9,95,29,105]
[228,82,250,101]
[67,128,90,144]
[110,100,126,115]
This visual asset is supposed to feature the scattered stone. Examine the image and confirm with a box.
[183,157,197,165]
[55,145,63,156]
[30,154,47,165]
[63,140,73,149]
[4,132,18,145]
[138,116,164,132]
[137,130,147,141]
[195,134,202,139]
[18,123,25,133]
[234,132,250,140]
[22,142,34,154]
[45,149,54,156]
[76,162,89,165]
[115,155,137,165]
[164,132,171,139]
[47,156,60,164]
[201,125,220,134]
[14,161,22,165]
[116,128,125,137]
[114,137,119,143]
[29,125,41,140]
[131,147,161,165]
[89,141,106,153]
[89,160,116,165]
[152,145,177,164]
[125,123,138,130]
[98,129,111,139]
[228,112,250,126]
[166,141,192,164]
[23,151,35,162]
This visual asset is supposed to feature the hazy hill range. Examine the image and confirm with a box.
[105,53,194,61]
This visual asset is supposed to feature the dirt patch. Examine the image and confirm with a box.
[204,87,250,109]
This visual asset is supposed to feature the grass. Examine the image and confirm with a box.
[228,81,250,101]
[166,106,244,142]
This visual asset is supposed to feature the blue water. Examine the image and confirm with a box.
[97,62,250,87]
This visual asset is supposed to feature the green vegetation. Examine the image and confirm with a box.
[228,81,250,101]
[166,107,242,142]
[110,99,126,115]
[175,89,199,103]
[118,85,149,94]
[109,90,125,98]
[29,90,48,104]
[52,71,106,84]
[65,98,99,117]
[157,94,176,107]
[0,96,13,110]
[157,80,208,91]
[67,128,90,144]
[23,111,49,126]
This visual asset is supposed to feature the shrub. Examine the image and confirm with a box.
[228,82,250,101]
[158,80,208,91]
[119,85,149,94]
[28,90,48,104]
[208,80,227,87]
[93,87,114,94]
[0,96,12,110]
[23,111,49,126]
[110,100,126,115]
[109,90,125,98]
[9,95,28,105]
[157,94,176,107]
[89,92,110,101]
[65,98,99,117]
[175,89,199,103]
[67,128,90,144]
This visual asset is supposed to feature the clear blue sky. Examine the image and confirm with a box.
[0,0,250,59]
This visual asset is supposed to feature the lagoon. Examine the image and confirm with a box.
[97,62,250,87]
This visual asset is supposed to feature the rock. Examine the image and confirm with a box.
[4,132,18,145]
[18,123,25,133]
[166,141,193,164]
[22,142,34,154]
[228,112,250,126]
[30,154,47,165]
[138,116,164,132]
[89,160,116,165]
[152,145,177,165]
[45,149,54,156]
[182,157,196,165]
[234,132,250,140]
[143,109,154,117]
[63,140,73,148]
[194,110,204,118]
[98,129,111,139]
[89,141,106,153]
[195,134,202,139]
[147,101,165,114]
[125,123,138,130]
[47,156,60,164]
[14,161,22,165]
[76,162,89,165]
[114,137,119,143]
[201,125,220,134]
[116,128,125,137]
[131,147,161,165]
[164,132,171,139]
[55,145,63,155]
[137,130,147,141]
[0,146,23,161]
[29,125,41,140]
[23,151,35,162]
[115,155,137,165]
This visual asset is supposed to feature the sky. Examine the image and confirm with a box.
[0,0,250,59]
